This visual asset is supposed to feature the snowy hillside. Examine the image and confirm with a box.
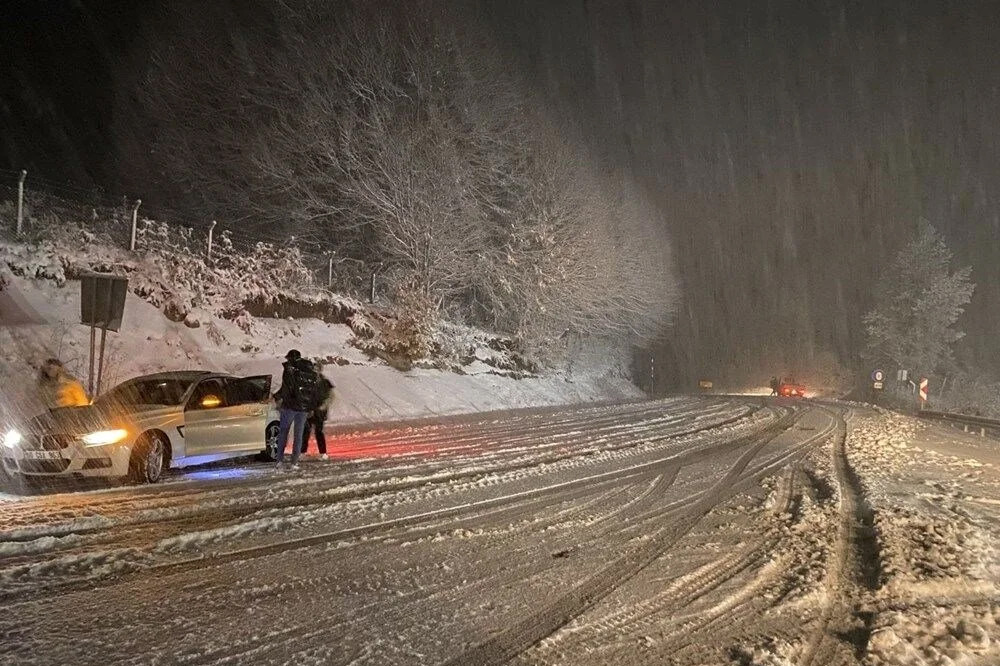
[0,276,641,425]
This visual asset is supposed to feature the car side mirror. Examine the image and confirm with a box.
[200,395,222,409]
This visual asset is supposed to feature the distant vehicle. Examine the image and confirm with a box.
[777,378,806,398]
[1,371,279,484]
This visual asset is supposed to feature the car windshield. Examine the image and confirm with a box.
[95,378,193,407]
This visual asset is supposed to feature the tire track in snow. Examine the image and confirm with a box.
[0,402,773,578]
[0,400,755,550]
[0,406,779,660]
[117,463,686,666]
[442,411,800,666]
[0,448,689,606]
[798,407,880,666]
[0,401,810,666]
[524,409,841,665]
[173,481,660,666]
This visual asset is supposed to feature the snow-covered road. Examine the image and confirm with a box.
[0,398,997,665]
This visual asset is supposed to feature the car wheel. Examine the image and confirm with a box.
[129,432,166,484]
[260,421,280,462]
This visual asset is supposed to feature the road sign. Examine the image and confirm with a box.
[698,380,713,390]
[81,273,128,331]
[873,381,884,390]
[897,369,908,382]
[872,369,884,382]
[80,273,130,397]
[919,378,928,402]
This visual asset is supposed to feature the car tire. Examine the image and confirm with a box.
[129,432,167,484]
[260,421,280,462]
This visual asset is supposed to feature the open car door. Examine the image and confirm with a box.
[224,375,273,452]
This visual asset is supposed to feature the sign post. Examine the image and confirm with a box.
[80,273,128,396]
[918,377,928,407]
[872,369,884,391]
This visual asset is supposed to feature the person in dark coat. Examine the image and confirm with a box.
[302,361,334,460]
[272,349,317,469]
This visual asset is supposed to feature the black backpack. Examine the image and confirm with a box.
[316,378,333,407]
[291,362,322,411]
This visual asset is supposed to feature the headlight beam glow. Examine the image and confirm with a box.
[2,430,22,449]
[81,429,129,446]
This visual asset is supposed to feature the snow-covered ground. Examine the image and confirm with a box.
[675,406,1000,666]
[0,394,996,665]
[0,277,640,426]
[0,397,776,664]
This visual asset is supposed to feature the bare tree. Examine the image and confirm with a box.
[119,0,680,358]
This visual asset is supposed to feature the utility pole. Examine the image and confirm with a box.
[15,170,27,235]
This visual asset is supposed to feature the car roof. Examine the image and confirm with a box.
[129,370,226,382]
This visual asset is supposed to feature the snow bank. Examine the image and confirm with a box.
[868,610,998,665]
[845,411,1000,666]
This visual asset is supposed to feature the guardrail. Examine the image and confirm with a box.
[917,409,1000,437]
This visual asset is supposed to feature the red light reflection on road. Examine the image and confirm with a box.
[300,427,493,461]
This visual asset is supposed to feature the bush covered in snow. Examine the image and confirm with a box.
[1,216,550,376]
[370,281,436,365]
[0,220,314,331]
[130,220,314,328]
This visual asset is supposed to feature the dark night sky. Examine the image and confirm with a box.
[480,0,1000,386]
[0,0,149,186]
[3,1,1000,388]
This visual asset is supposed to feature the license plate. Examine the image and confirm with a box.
[22,450,62,460]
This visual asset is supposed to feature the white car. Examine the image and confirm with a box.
[1,371,280,484]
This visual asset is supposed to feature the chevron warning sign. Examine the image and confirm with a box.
[919,378,928,402]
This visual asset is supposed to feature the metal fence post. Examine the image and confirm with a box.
[129,199,141,251]
[207,220,217,259]
[16,170,27,235]
[327,252,334,288]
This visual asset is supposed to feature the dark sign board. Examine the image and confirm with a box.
[80,273,128,331]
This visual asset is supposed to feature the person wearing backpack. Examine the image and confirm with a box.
[272,349,319,469]
[302,360,335,460]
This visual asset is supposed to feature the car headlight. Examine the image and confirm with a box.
[2,430,22,449]
[81,429,129,446]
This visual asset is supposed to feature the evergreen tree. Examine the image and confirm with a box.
[864,221,974,375]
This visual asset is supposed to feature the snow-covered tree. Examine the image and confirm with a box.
[864,221,974,375]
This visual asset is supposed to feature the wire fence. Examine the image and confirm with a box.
[0,168,378,300]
